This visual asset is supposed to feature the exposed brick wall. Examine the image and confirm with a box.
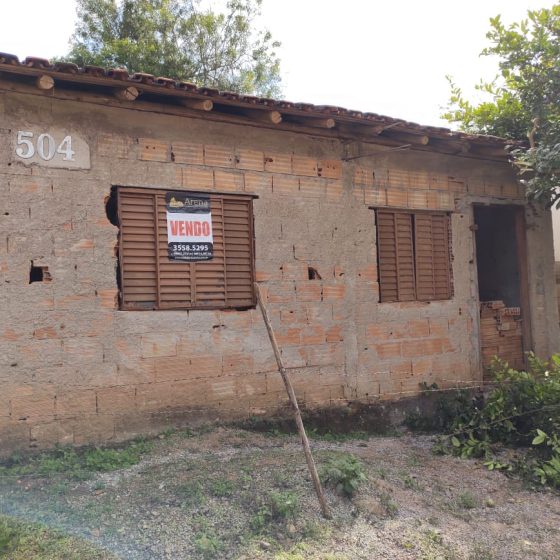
[0,89,556,455]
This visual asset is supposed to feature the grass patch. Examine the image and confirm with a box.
[0,514,115,559]
[456,491,478,510]
[176,480,206,508]
[0,439,153,480]
[378,492,399,517]
[469,545,494,560]
[210,478,235,497]
[403,473,421,490]
[194,530,223,559]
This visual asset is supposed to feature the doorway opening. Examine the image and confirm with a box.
[474,205,529,376]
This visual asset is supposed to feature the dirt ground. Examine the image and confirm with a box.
[1,427,559,559]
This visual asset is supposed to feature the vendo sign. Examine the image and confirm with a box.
[165,191,213,261]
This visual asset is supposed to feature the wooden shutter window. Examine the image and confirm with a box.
[376,209,452,303]
[414,213,451,301]
[377,210,416,302]
[118,187,255,310]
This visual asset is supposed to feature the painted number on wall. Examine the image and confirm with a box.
[15,131,76,162]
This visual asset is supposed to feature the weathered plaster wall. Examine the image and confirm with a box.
[1,89,558,454]
[526,204,560,356]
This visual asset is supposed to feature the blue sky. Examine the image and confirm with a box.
[1,0,556,127]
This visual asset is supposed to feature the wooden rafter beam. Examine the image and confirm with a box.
[283,115,336,129]
[181,98,213,111]
[381,129,430,146]
[114,86,139,101]
[35,74,54,91]
[242,109,282,124]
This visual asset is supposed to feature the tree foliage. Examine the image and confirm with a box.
[443,5,560,206]
[63,0,281,97]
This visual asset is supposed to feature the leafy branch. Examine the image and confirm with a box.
[443,4,560,206]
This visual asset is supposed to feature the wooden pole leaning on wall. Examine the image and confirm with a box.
[254,283,332,519]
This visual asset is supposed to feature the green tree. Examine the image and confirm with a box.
[64,0,281,97]
[443,5,560,206]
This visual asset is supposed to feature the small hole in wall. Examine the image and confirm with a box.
[308,266,322,280]
[29,262,51,283]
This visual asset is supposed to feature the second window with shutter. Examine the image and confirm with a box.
[376,209,452,303]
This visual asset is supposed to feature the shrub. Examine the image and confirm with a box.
[437,353,560,488]
[320,453,367,497]
[532,430,560,487]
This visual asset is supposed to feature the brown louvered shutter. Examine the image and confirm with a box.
[119,189,159,309]
[156,192,194,309]
[414,213,451,301]
[377,210,416,302]
[118,187,255,310]
[223,197,254,307]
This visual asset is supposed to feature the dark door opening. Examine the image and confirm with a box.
[474,205,529,375]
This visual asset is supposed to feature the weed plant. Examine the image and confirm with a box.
[250,490,299,533]
[320,453,366,497]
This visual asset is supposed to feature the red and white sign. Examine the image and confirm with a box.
[165,191,213,261]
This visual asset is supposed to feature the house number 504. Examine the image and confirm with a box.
[15,131,76,161]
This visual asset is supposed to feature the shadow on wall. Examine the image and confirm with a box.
[105,186,121,300]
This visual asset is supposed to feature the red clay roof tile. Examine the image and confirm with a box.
[0,52,512,148]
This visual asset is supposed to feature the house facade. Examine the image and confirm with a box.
[1,55,558,454]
